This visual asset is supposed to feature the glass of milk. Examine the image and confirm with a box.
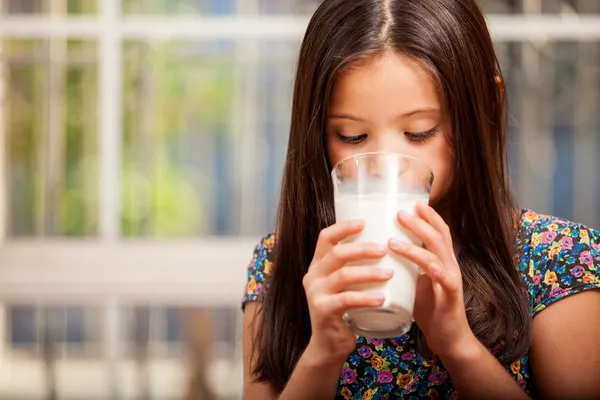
[331,152,433,338]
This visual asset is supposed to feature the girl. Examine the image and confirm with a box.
[242,0,600,398]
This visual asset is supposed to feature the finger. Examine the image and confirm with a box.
[326,266,394,293]
[313,291,385,315]
[319,242,386,276]
[396,210,448,262]
[415,204,460,272]
[314,220,365,260]
[388,239,459,295]
[415,203,453,246]
[432,280,446,299]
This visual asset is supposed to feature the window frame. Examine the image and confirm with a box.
[0,1,599,397]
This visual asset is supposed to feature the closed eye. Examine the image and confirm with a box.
[405,127,439,143]
[335,133,368,145]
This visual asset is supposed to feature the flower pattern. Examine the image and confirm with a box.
[242,209,600,398]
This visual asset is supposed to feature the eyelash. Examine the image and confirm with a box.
[335,133,368,145]
[335,127,440,145]
[405,127,440,143]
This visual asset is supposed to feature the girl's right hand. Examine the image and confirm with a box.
[302,220,393,366]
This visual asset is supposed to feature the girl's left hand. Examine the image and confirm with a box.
[388,202,477,359]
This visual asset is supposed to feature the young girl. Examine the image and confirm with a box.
[242,0,600,398]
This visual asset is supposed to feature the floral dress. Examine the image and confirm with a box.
[242,210,600,399]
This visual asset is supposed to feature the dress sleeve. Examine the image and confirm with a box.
[530,224,600,317]
[241,234,276,311]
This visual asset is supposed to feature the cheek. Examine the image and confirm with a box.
[326,137,353,167]
[429,166,451,201]
[426,140,453,201]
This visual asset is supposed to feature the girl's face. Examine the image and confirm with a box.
[326,51,453,203]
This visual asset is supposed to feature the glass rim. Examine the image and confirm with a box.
[331,151,433,177]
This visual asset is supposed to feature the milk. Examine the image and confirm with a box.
[334,192,429,336]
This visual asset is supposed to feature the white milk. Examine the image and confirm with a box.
[334,192,429,336]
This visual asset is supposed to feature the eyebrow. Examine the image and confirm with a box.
[329,108,440,121]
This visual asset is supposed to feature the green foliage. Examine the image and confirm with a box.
[66,0,97,14]
[6,38,235,237]
[122,0,203,15]
[121,40,235,237]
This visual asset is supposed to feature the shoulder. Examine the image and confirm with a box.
[516,210,600,317]
[242,234,277,308]
[518,209,599,262]
[249,233,278,275]
[518,209,594,236]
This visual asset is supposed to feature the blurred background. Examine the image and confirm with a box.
[0,0,598,399]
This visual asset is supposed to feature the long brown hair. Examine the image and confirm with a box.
[252,0,531,391]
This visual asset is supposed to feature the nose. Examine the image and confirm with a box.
[365,152,412,177]
[370,131,412,157]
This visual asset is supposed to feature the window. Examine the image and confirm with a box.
[5,39,98,237]
[5,0,97,14]
[122,40,237,236]
[122,0,235,15]
[0,0,599,398]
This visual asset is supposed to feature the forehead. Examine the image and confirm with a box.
[329,51,441,115]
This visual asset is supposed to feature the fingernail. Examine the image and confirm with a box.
[398,210,412,220]
[389,238,406,250]
[351,220,365,229]
[380,268,394,278]
[370,293,385,303]
[374,244,387,255]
